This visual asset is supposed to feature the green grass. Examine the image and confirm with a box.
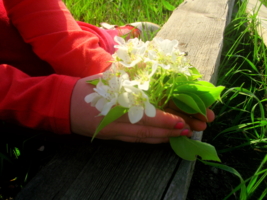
[1,0,267,199]
[214,0,267,153]
[260,0,267,7]
[63,0,183,26]
[208,0,267,199]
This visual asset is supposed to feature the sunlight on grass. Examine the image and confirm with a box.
[214,0,267,146]
[62,0,183,26]
[210,0,267,199]
[260,0,267,7]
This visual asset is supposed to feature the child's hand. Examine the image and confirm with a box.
[164,100,215,132]
[70,75,214,144]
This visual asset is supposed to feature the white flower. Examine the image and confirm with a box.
[113,36,148,68]
[85,36,194,125]
[114,36,126,46]
[114,48,143,67]
[118,85,156,123]
[122,63,158,90]
[84,78,119,116]
[144,37,192,76]
[153,37,179,55]
[84,93,101,107]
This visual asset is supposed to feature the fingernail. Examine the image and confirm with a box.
[174,122,184,129]
[180,129,190,136]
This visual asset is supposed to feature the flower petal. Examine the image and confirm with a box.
[101,99,116,116]
[116,48,131,63]
[145,101,156,117]
[138,81,149,91]
[123,80,139,87]
[118,93,131,108]
[108,76,119,91]
[128,106,144,124]
[84,93,99,103]
[114,36,126,45]
[95,98,107,112]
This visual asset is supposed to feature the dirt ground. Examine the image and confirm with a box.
[187,128,266,200]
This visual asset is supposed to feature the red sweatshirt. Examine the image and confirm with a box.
[0,0,116,134]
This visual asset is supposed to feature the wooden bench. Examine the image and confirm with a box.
[15,0,235,199]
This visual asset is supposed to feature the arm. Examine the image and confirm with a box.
[0,64,214,141]
[0,64,79,134]
[3,0,113,77]
[0,64,190,140]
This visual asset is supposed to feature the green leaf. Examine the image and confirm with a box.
[92,106,128,141]
[13,147,20,158]
[195,80,217,87]
[200,160,243,178]
[197,86,225,107]
[174,83,225,107]
[162,0,176,11]
[170,136,221,162]
[189,67,202,80]
[182,92,207,117]
[86,79,99,86]
[172,93,205,115]
[174,74,189,83]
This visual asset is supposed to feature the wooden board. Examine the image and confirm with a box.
[157,0,235,84]
[16,141,181,200]
[157,1,235,198]
[15,0,235,199]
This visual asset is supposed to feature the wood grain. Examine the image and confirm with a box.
[157,0,235,84]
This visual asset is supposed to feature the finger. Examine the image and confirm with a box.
[98,120,193,141]
[191,109,215,122]
[168,101,215,122]
[164,108,207,131]
[182,108,215,123]
[96,135,170,144]
[116,109,187,130]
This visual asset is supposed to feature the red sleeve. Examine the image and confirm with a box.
[3,0,113,77]
[0,64,79,134]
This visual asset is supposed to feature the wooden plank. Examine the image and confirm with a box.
[16,141,181,200]
[163,132,202,200]
[157,0,235,199]
[66,143,177,200]
[157,0,235,84]
[16,1,235,200]
[15,143,100,200]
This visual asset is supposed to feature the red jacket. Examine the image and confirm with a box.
[0,0,116,134]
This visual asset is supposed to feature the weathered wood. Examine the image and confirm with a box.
[16,141,181,200]
[157,0,235,84]
[163,131,202,200]
[16,0,235,199]
[157,1,235,199]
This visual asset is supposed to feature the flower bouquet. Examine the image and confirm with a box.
[85,36,224,162]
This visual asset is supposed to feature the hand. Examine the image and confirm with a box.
[164,100,215,132]
[70,75,215,144]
